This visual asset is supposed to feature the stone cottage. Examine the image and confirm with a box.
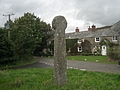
[66,20,120,55]
[47,20,120,56]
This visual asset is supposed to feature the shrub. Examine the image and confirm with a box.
[107,43,120,61]
[0,28,15,64]
[108,50,120,61]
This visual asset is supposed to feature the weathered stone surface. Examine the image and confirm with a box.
[52,16,67,86]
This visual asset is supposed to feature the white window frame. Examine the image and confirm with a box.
[78,40,81,44]
[112,36,118,41]
[95,37,100,42]
[78,46,82,52]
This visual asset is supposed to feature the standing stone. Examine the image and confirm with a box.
[52,16,67,86]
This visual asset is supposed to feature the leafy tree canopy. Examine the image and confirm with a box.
[11,12,52,60]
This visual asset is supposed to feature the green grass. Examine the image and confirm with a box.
[0,68,120,90]
[0,57,37,70]
[67,56,118,64]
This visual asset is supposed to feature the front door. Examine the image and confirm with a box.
[102,45,107,55]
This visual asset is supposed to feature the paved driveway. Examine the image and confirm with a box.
[13,62,53,69]
[14,57,120,74]
[37,57,120,74]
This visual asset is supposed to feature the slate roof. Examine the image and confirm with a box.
[47,20,120,41]
[66,20,120,39]
[111,20,120,34]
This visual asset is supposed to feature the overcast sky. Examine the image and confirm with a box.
[0,0,120,33]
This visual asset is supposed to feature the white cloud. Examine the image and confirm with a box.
[0,0,120,32]
[74,0,120,26]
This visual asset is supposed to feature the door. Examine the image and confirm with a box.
[102,45,107,55]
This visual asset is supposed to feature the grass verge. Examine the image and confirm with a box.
[0,68,120,90]
[67,56,118,64]
[0,57,38,70]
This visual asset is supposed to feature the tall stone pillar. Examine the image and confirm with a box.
[52,16,67,86]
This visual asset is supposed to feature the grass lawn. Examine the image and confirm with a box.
[67,56,118,64]
[0,57,37,70]
[0,68,120,90]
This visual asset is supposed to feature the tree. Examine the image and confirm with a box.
[34,22,53,56]
[11,12,52,60]
[0,28,15,64]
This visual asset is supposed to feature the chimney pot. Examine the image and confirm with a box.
[75,27,79,32]
[88,26,91,31]
[92,24,96,31]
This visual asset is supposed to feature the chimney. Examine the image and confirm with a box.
[92,24,96,31]
[88,26,91,31]
[75,27,79,32]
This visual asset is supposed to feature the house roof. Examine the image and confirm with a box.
[66,20,120,39]
[111,20,120,34]
[47,20,120,41]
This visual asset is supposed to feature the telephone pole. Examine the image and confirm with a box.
[3,13,15,39]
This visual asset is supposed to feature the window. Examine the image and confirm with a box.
[112,36,117,41]
[78,40,81,44]
[68,36,71,39]
[78,46,82,52]
[95,37,100,42]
